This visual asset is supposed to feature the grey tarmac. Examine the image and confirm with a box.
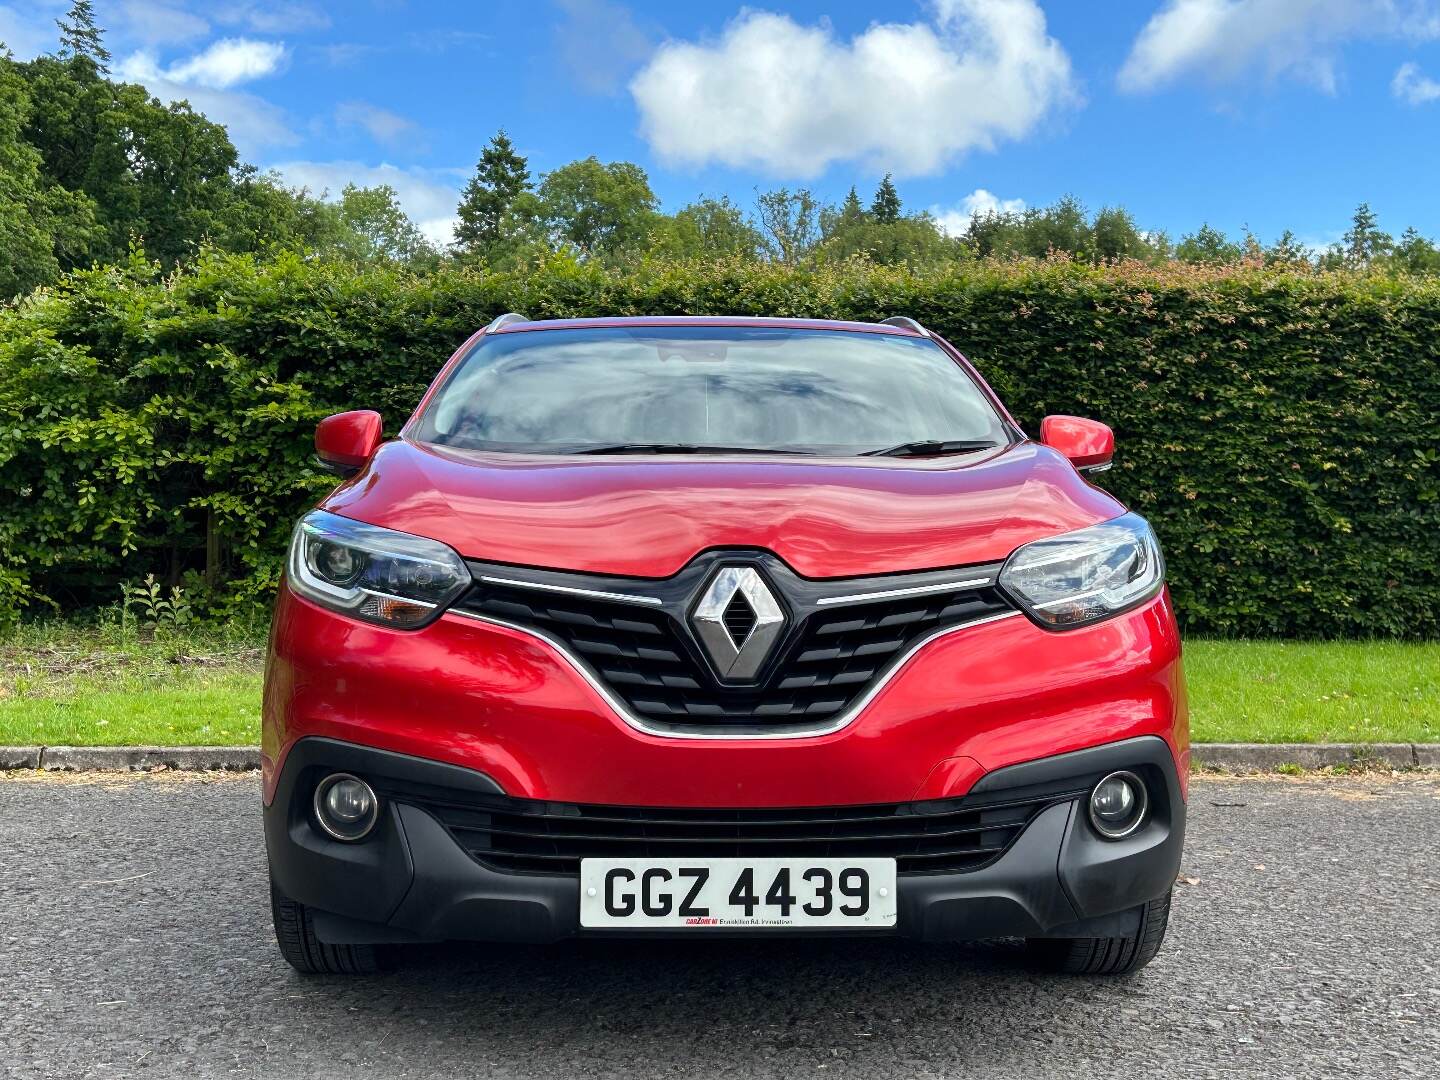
[1,771,1437,1080]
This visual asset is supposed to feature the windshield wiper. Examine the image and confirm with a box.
[567,443,814,456]
[861,439,1000,458]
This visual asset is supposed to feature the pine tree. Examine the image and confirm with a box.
[1342,202,1391,266]
[870,174,900,224]
[55,0,110,71]
[839,186,866,226]
[454,130,531,257]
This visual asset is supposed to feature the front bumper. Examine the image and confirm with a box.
[265,735,1185,945]
[263,586,1188,808]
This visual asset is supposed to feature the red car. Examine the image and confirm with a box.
[263,315,1186,976]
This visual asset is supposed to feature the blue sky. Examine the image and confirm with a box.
[5,0,1440,249]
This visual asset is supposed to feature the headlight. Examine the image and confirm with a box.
[286,510,469,628]
[998,512,1165,630]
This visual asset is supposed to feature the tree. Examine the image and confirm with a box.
[870,174,901,224]
[960,209,1020,258]
[17,49,113,200]
[55,0,109,72]
[1090,206,1148,261]
[454,129,531,259]
[956,197,1175,264]
[1024,195,1091,258]
[216,166,351,256]
[18,48,243,269]
[650,196,763,260]
[533,157,658,259]
[820,215,954,267]
[8,7,453,278]
[1176,223,1242,265]
[819,187,867,239]
[330,184,434,264]
[0,62,97,295]
[1342,202,1391,267]
[818,189,952,267]
[1389,226,1440,275]
[1265,229,1309,268]
[756,187,819,264]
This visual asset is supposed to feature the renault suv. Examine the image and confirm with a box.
[263,314,1186,976]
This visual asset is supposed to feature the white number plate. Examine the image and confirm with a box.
[579,857,897,929]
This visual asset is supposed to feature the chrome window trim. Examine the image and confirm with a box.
[477,574,664,607]
[814,576,993,607]
[445,606,1024,741]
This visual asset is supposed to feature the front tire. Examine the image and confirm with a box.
[1028,888,1172,975]
[270,879,381,974]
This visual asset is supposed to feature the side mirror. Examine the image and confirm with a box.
[315,410,383,477]
[1040,415,1114,475]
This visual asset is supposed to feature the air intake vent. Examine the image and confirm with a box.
[370,785,1070,877]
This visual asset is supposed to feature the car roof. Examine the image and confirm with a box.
[486,315,925,338]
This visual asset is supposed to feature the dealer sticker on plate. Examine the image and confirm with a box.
[579,857,897,929]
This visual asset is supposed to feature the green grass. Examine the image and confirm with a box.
[0,674,260,745]
[0,624,1435,746]
[0,620,264,746]
[1186,639,1437,744]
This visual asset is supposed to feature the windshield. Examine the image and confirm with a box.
[413,326,1009,455]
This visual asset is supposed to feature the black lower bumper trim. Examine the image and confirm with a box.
[264,735,1185,945]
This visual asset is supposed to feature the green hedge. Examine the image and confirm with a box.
[2,251,1437,636]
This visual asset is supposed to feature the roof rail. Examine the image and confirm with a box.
[485,312,530,332]
[880,316,929,337]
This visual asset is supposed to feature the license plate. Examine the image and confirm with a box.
[579,858,897,929]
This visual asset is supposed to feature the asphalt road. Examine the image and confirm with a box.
[2,772,1437,1080]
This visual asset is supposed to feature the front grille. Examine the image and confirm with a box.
[375,785,1069,876]
[453,561,1012,732]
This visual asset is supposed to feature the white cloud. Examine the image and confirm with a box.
[270,160,463,246]
[1392,60,1440,101]
[149,82,297,152]
[316,41,379,66]
[1297,229,1343,252]
[630,0,1077,178]
[335,101,420,147]
[554,0,653,94]
[418,215,461,247]
[932,189,1027,235]
[216,2,331,34]
[1119,0,1440,93]
[114,2,328,45]
[119,42,296,152]
[0,2,62,59]
[133,37,288,89]
[118,1,211,45]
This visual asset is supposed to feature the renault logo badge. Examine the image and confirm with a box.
[691,566,785,681]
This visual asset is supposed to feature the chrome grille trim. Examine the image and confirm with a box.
[815,576,994,606]
[477,574,664,607]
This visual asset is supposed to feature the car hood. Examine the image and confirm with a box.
[322,439,1126,578]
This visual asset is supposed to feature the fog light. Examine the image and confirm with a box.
[1088,771,1148,839]
[313,773,379,841]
